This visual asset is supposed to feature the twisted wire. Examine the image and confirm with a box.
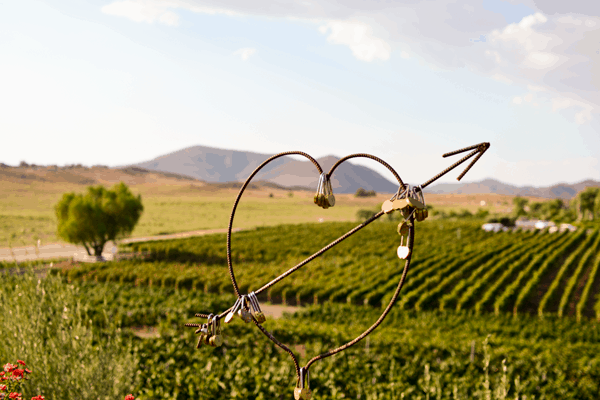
[255,210,385,295]
[305,213,415,369]
[328,153,406,191]
[226,152,323,297]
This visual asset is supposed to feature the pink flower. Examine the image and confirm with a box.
[124,395,135,400]
[0,384,6,391]
[2,365,12,373]
[15,362,25,367]
[31,396,45,400]
[9,393,21,399]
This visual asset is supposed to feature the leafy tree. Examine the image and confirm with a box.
[512,196,529,218]
[55,182,143,257]
[542,199,566,221]
[355,188,376,198]
[577,187,599,221]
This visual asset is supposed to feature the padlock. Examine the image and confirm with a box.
[294,368,312,400]
[392,198,410,211]
[423,208,428,220]
[294,387,312,400]
[406,196,425,210]
[397,235,411,260]
[397,221,409,236]
[239,308,252,323]
[208,318,224,347]
[254,311,266,324]
[416,209,425,222]
[382,200,394,214]
[248,292,267,324]
[401,206,412,219]
[225,297,242,324]
[326,178,335,207]
[238,296,252,323]
[196,334,205,349]
[209,334,223,347]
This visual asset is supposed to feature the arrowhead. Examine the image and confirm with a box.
[421,142,491,188]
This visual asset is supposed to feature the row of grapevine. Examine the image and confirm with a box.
[514,229,591,315]
[537,230,598,317]
[440,231,551,311]
[557,232,600,317]
[493,230,585,315]
[577,249,600,321]
[55,220,600,318]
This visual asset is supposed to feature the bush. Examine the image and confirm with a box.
[0,272,137,399]
[355,188,376,197]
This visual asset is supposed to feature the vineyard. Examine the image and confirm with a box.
[3,273,600,399]
[54,219,600,319]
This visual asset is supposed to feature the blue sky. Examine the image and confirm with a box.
[1,0,599,186]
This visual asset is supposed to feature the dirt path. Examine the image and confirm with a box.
[0,228,242,262]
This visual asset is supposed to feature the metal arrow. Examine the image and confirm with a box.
[420,142,490,189]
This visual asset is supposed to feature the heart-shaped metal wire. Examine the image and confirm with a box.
[189,151,414,379]
[186,143,490,394]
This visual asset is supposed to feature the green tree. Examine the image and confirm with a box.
[542,199,566,221]
[55,182,143,257]
[512,196,529,218]
[577,187,599,221]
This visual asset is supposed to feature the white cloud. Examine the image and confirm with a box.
[492,74,512,84]
[319,20,391,62]
[100,1,600,124]
[527,84,546,92]
[102,0,179,26]
[513,96,523,105]
[233,47,256,61]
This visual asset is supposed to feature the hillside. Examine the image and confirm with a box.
[131,145,398,193]
[427,178,600,199]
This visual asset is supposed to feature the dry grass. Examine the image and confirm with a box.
[0,165,549,246]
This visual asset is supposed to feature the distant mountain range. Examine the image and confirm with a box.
[131,145,599,198]
[426,178,600,200]
[132,146,399,194]
[3,145,598,199]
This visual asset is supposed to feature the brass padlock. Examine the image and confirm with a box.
[406,196,425,210]
[397,221,409,236]
[254,311,266,324]
[209,334,223,347]
[248,292,267,324]
[423,208,429,220]
[294,368,312,400]
[401,206,412,219]
[294,387,312,400]
[238,296,252,323]
[239,308,252,323]
[392,198,409,211]
[208,318,224,347]
[382,200,394,214]
[196,333,205,349]
[416,209,425,222]
[326,178,335,207]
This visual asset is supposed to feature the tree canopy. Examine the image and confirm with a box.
[55,182,143,257]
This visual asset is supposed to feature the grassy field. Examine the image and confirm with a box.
[0,175,538,248]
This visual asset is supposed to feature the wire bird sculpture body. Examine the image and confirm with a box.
[186,142,490,399]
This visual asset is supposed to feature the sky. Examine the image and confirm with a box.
[1,0,599,187]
